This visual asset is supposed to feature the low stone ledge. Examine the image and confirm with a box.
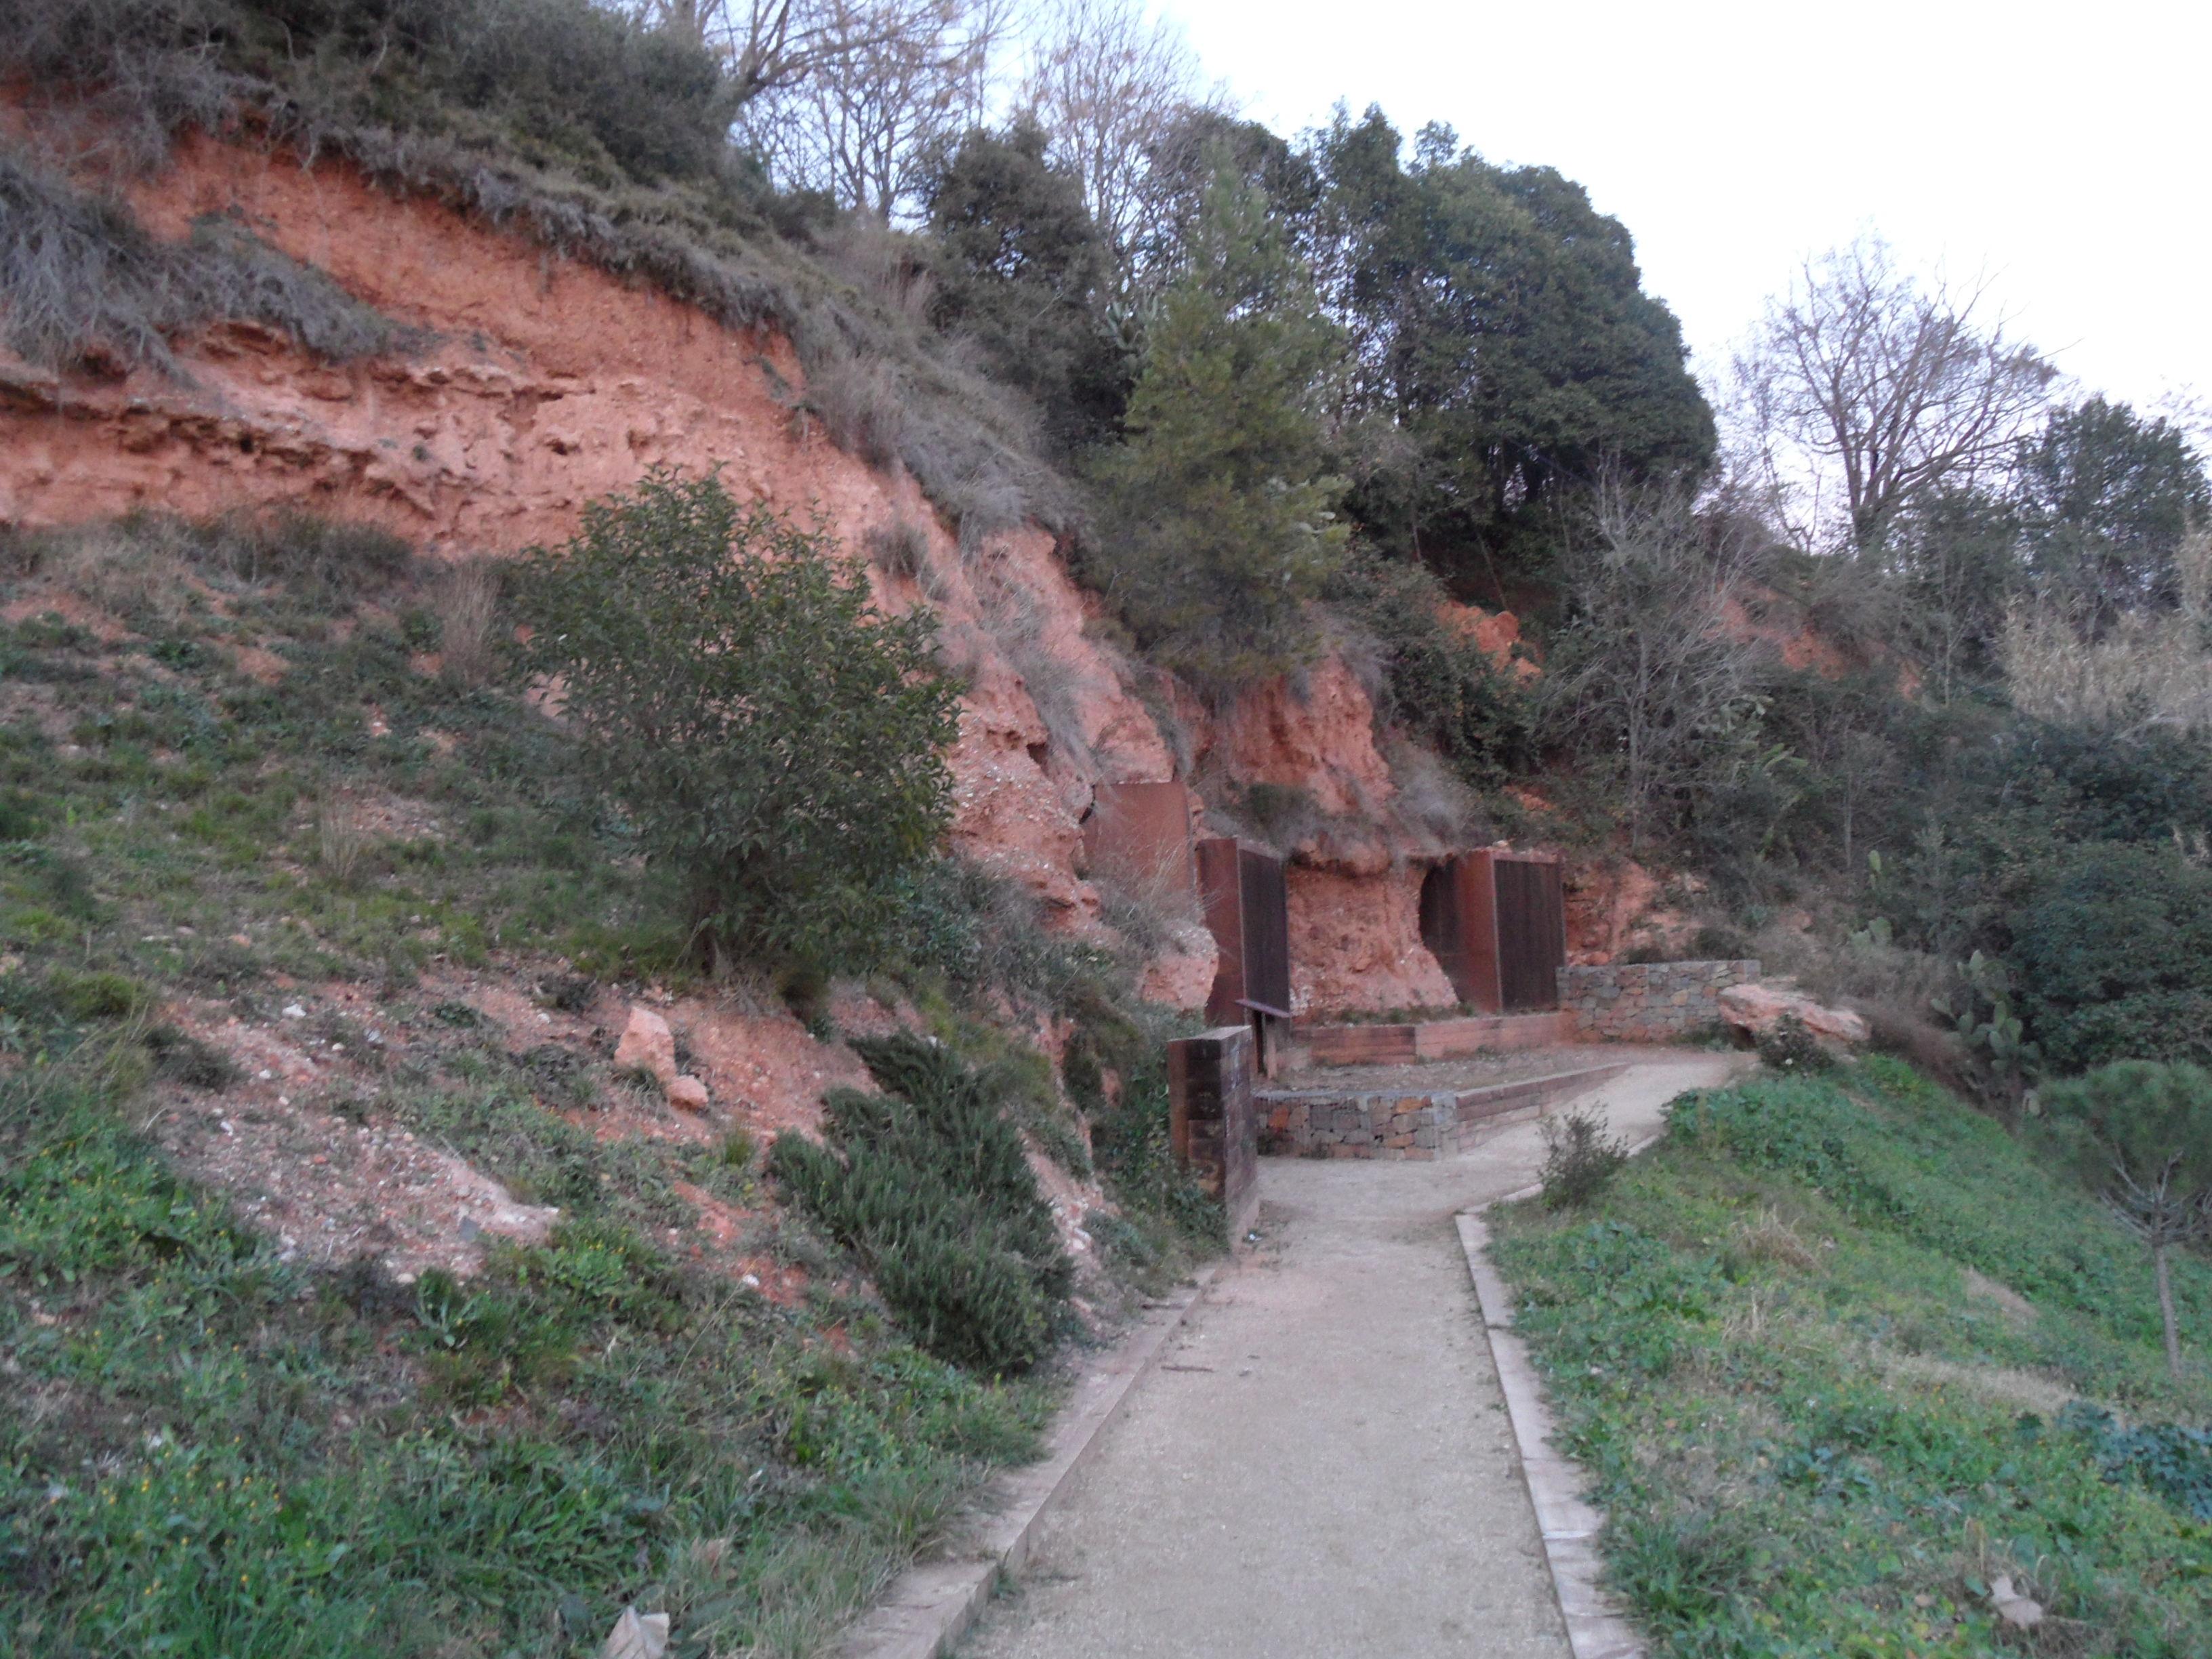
[1256,1063,1629,1160]
[1557,960,1759,1044]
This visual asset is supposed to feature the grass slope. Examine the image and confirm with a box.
[0,514,1208,1653]
[1491,1058,2212,1658]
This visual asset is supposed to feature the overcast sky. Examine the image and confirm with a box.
[1154,0,2210,426]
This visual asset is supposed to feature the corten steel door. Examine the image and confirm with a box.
[1494,857,1566,1012]
[1419,851,1564,1013]
[1237,847,1291,1019]
[1196,837,1292,1038]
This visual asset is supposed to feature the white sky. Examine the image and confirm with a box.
[1154,0,2212,423]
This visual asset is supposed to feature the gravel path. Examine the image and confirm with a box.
[957,1057,1744,1659]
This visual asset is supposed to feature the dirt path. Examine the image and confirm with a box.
[957,1057,1744,1659]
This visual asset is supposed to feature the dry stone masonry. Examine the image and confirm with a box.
[1256,1065,1628,1161]
[1556,959,1760,1042]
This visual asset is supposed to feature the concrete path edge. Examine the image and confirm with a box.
[1460,1115,1662,1659]
[839,1264,1221,1659]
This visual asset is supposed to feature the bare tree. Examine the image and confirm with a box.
[1732,236,2056,553]
[1541,481,1769,852]
[626,0,951,107]
[735,0,1012,218]
[1019,0,1209,279]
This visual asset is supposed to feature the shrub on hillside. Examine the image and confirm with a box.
[1538,1103,1631,1210]
[1324,549,1534,786]
[2037,1060,2212,1379]
[520,470,960,976]
[771,1035,1071,1374]
[2006,842,2212,1073]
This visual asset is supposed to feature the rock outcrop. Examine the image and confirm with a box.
[1717,983,1871,1048]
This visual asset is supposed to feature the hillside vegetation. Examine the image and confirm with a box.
[5,0,2212,1651]
[1494,1061,2212,1656]
[0,511,1203,1654]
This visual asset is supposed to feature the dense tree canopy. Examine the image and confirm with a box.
[1309,108,1715,578]
[2018,396,2211,621]
[922,119,1128,451]
[1089,158,1348,687]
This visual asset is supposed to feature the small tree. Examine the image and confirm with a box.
[2039,1060,2212,1380]
[1090,157,1348,687]
[521,470,960,974]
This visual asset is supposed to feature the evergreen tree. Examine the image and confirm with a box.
[1090,158,1349,687]
[2017,396,2210,621]
[922,119,1129,452]
[1310,107,1715,581]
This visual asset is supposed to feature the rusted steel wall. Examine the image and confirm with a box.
[1419,850,1565,1014]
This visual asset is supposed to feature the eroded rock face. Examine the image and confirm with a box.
[1286,864,1456,1015]
[0,126,1466,1016]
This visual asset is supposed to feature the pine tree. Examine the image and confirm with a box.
[1091,158,1347,687]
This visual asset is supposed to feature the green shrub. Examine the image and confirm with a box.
[520,472,960,975]
[1754,1012,1833,1074]
[1324,549,1534,784]
[1536,1103,1631,1209]
[771,1035,1071,1374]
[2007,842,2212,1072]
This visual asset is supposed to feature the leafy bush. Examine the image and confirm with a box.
[1753,1012,1833,1074]
[520,471,960,975]
[2060,1401,2212,1521]
[1537,1103,1631,1209]
[2006,842,2212,1072]
[771,1035,1071,1374]
[1324,549,1533,784]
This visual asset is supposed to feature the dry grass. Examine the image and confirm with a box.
[435,559,501,687]
[865,518,932,583]
[0,142,414,376]
[1091,839,1202,956]
[2001,531,2212,731]
[1728,1206,1819,1273]
[312,788,367,886]
[47,521,197,628]
[983,581,1092,766]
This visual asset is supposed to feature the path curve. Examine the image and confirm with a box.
[956,1057,1742,1659]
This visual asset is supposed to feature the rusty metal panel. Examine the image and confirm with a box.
[1195,836,1246,1027]
[1495,857,1566,1013]
[1081,781,1195,899]
[1420,853,1501,1012]
[1167,1025,1257,1238]
[1237,845,1291,1019]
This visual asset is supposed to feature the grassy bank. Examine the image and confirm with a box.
[1491,1059,2212,1657]
[0,1057,1048,1658]
[0,513,1212,1654]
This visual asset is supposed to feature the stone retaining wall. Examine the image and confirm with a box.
[1256,1065,1628,1161]
[1557,959,1759,1042]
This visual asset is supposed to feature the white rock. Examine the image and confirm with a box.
[600,1607,670,1659]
